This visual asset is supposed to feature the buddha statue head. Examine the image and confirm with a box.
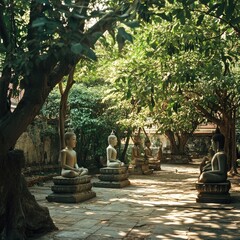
[108,131,117,146]
[133,133,141,145]
[212,128,225,151]
[64,132,76,148]
[144,138,151,147]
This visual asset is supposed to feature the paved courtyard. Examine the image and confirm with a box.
[30,163,240,240]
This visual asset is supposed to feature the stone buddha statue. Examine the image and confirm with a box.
[198,129,228,183]
[132,134,145,164]
[144,138,162,170]
[60,132,88,178]
[144,139,154,160]
[106,131,124,168]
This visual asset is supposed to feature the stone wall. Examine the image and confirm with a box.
[15,123,59,171]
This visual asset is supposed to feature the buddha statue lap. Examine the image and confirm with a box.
[106,132,124,168]
[60,132,88,178]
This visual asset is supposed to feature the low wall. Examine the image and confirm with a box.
[15,123,59,172]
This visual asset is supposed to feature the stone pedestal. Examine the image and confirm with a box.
[129,161,153,175]
[148,159,161,171]
[93,167,130,188]
[46,175,96,203]
[196,181,231,204]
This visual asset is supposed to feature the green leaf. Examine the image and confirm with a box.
[196,15,204,25]
[173,102,180,113]
[225,0,235,20]
[176,10,185,24]
[186,0,195,5]
[185,9,191,19]
[230,17,240,25]
[199,0,210,4]
[126,89,131,99]
[158,13,172,22]
[64,0,72,4]
[207,3,221,14]
[72,13,87,19]
[83,46,97,61]
[36,0,49,3]
[123,21,140,28]
[216,3,225,17]
[32,17,47,28]
[117,27,133,43]
[71,43,83,54]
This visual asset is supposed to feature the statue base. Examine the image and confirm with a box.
[129,164,153,175]
[46,175,96,203]
[195,181,231,204]
[93,167,130,188]
[148,160,161,171]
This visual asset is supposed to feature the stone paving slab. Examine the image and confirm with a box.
[29,163,240,240]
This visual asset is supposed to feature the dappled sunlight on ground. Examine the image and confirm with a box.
[30,162,240,240]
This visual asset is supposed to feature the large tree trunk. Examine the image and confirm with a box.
[0,150,57,239]
[219,109,238,174]
[165,130,191,155]
[120,128,132,163]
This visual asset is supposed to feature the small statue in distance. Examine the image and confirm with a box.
[60,132,88,178]
[144,138,162,170]
[106,131,124,168]
[132,134,145,165]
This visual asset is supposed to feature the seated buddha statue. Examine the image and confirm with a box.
[144,139,154,160]
[198,129,228,183]
[106,131,124,168]
[132,134,145,165]
[60,132,88,178]
[144,139,161,170]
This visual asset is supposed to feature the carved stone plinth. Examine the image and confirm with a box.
[46,175,96,203]
[196,181,231,204]
[129,163,153,175]
[148,160,161,171]
[93,167,130,188]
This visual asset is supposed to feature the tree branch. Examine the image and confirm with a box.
[195,104,222,127]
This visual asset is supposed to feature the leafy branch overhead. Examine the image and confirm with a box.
[0,0,143,151]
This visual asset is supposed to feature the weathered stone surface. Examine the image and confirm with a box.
[196,181,231,193]
[196,181,231,204]
[47,175,96,203]
[52,175,91,185]
[93,179,130,188]
[100,167,127,175]
[94,167,130,188]
[98,173,129,182]
[129,165,153,175]
[148,161,161,171]
[46,191,96,203]
[51,182,92,193]
[196,192,231,204]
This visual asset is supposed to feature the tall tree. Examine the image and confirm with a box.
[92,1,240,167]
[0,0,140,238]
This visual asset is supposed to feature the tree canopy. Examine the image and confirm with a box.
[0,1,142,238]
